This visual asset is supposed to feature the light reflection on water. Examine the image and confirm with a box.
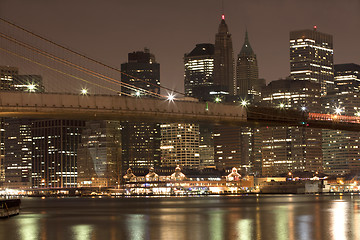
[331,200,348,240]
[0,195,359,240]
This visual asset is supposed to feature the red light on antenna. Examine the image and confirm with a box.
[222,14,225,20]
[314,25,317,30]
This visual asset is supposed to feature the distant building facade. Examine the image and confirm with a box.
[77,121,122,187]
[213,15,235,96]
[258,79,322,176]
[322,63,360,175]
[290,28,334,96]
[120,49,161,171]
[0,66,44,187]
[236,30,264,101]
[160,123,200,168]
[32,120,85,188]
[121,48,160,97]
[184,43,215,101]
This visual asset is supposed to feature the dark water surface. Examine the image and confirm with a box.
[1,194,360,240]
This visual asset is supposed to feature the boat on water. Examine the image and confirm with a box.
[0,199,21,218]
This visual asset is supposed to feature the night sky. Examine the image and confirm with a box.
[1,0,359,93]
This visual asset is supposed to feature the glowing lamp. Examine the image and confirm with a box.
[167,93,175,102]
[27,84,36,92]
[240,100,248,107]
[335,107,342,115]
[81,88,88,95]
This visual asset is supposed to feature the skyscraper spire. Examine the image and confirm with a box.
[236,30,260,99]
[240,29,254,55]
[214,14,235,96]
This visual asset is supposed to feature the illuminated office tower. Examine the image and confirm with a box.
[121,48,161,170]
[290,27,334,96]
[322,63,360,175]
[213,15,235,96]
[160,123,200,168]
[0,66,44,187]
[259,79,322,176]
[0,66,18,184]
[32,120,85,188]
[184,43,215,101]
[4,119,33,189]
[77,121,122,187]
[184,44,215,167]
[236,30,265,101]
[214,126,253,172]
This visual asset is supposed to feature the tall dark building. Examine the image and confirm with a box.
[322,63,360,175]
[236,30,264,101]
[184,43,215,101]
[32,120,85,188]
[214,15,235,96]
[121,48,160,97]
[290,27,334,96]
[121,48,161,171]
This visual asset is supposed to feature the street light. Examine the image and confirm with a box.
[135,91,141,97]
[240,100,248,107]
[81,88,88,95]
[335,107,342,115]
[279,103,285,109]
[27,84,36,92]
[167,93,175,102]
[301,106,307,111]
[215,97,221,103]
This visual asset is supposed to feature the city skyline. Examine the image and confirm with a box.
[1,0,359,94]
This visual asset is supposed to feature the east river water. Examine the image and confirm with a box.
[1,194,360,240]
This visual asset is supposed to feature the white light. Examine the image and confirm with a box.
[27,84,36,92]
[167,93,175,102]
[215,97,221,103]
[301,106,307,111]
[135,91,141,97]
[279,103,285,108]
[335,108,342,115]
[240,100,248,107]
[81,88,88,95]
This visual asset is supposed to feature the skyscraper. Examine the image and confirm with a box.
[32,120,85,188]
[77,121,122,187]
[0,66,44,188]
[160,123,200,168]
[322,63,360,175]
[213,15,235,96]
[121,48,161,171]
[121,48,160,97]
[236,30,264,101]
[184,43,215,101]
[259,79,322,176]
[290,27,334,96]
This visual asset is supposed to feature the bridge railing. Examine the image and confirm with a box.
[308,113,360,123]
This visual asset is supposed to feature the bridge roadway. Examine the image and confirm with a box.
[0,91,360,131]
[0,91,247,125]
